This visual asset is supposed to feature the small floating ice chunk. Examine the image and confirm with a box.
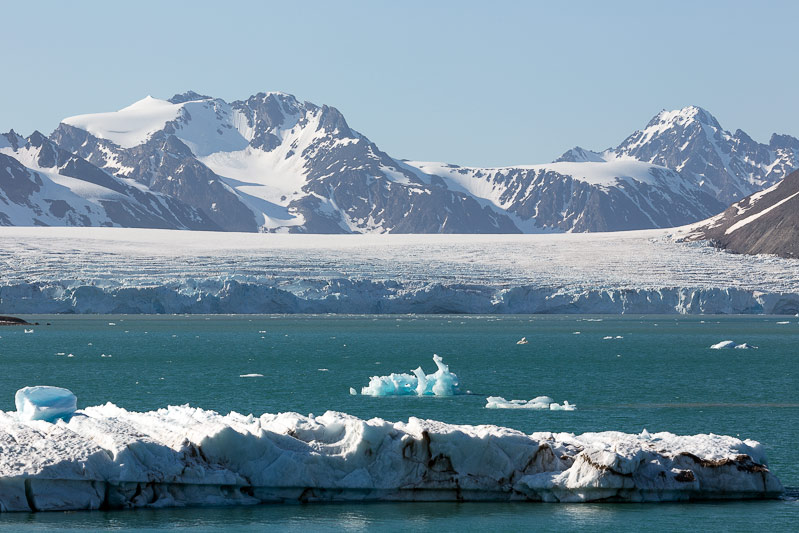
[710,340,757,349]
[359,354,460,396]
[239,373,264,378]
[485,396,576,411]
[349,387,357,395]
[776,321,790,325]
[108,322,116,326]
[516,337,528,345]
[24,329,33,334]
[15,386,77,423]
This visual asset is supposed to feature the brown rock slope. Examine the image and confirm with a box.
[686,169,799,258]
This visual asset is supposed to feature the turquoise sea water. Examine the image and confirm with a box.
[0,314,797,531]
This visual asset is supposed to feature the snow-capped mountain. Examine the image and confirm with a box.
[684,169,799,259]
[2,93,796,233]
[52,92,517,233]
[405,156,722,232]
[611,106,799,204]
[0,130,216,229]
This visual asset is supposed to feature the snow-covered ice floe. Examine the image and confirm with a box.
[485,396,576,411]
[710,341,758,350]
[0,404,783,511]
[358,354,459,396]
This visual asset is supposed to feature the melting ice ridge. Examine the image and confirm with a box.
[0,404,783,511]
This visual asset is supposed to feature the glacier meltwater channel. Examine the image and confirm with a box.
[0,402,783,511]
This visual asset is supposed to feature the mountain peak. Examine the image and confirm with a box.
[168,91,213,104]
[553,146,607,163]
[649,105,720,130]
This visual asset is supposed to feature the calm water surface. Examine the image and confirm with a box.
[0,314,797,531]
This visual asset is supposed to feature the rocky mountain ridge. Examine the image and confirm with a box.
[1,93,797,233]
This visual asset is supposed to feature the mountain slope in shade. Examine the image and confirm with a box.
[0,130,217,229]
[684,169,799,259]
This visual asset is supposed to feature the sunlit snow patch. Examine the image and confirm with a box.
[15,386,77,423]
[358,354,460,396]
[485,396,576,411]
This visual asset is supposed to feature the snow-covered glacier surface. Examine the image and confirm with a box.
[0,403,783,511]
[2,227,799,314]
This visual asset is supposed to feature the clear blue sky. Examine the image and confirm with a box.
[3,0,797,166]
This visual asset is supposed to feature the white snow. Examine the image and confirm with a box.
[14,387,77,423]
[62,96,184,149]
[485,396,576,411]
[406,156,681,194]
[359,354,460,396]
[0,403,782,511]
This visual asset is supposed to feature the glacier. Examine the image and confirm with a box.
[359,355,460,396]
[1,227,799,315]
[0,403,783,511]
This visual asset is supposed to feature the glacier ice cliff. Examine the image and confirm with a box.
[2,228,799,315]
[0,404,783,511]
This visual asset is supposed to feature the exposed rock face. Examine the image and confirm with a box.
[685,169,799,259]
[0,131,216,229]
[613,106,799,205]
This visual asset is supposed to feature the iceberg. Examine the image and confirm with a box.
[359,354,460,396]
[14,386,77,423]
[486,396,576,411]
[710,341,757,350]
[0,403,783,511]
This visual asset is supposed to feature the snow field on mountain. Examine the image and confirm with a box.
[62,96,184,149]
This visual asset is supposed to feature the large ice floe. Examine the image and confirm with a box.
[0,402,783,511]
[358,355,460,396]
[710,340,758,350]
[485,396,576,411]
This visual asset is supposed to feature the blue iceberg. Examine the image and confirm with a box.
[359,354,460,396]
[15,386,77,423]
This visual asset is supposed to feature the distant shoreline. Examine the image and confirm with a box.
[0,316,32,326]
